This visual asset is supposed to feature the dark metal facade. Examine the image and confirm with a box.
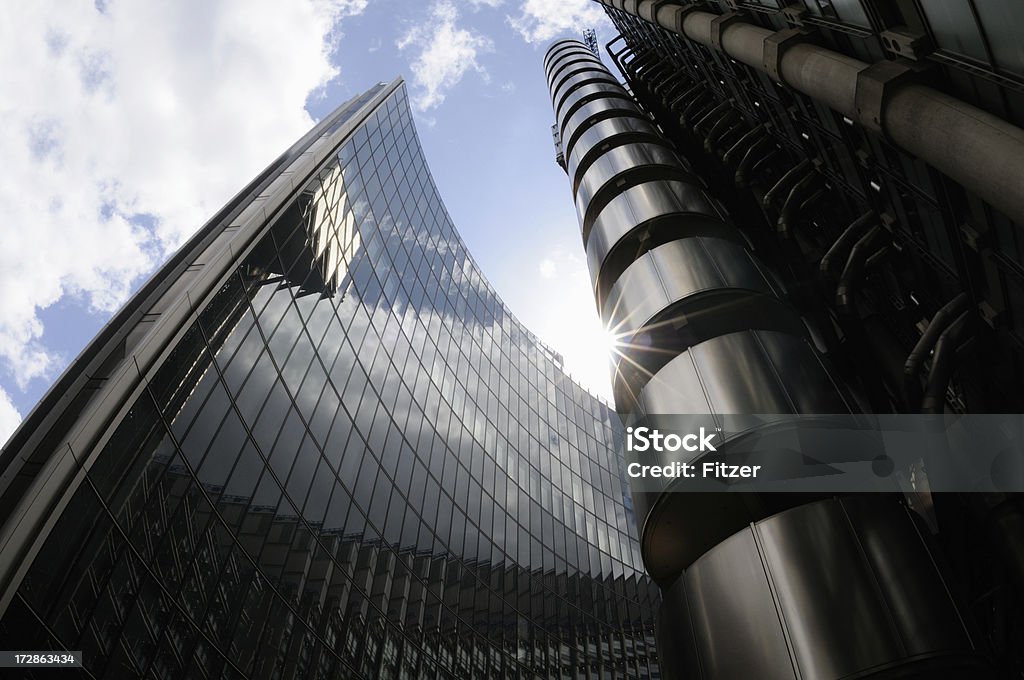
[0,81,660,678]
[596,0,1024,416]
[544,0,1024,673]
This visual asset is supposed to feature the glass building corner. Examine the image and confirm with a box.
[0,79,660,679]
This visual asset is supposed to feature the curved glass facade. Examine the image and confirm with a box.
[0,82,659,678]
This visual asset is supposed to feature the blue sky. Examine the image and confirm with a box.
[0,0,617,444]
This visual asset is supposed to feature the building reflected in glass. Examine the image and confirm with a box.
[0,80,660,678]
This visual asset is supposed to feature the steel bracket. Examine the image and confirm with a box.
[710,12,746,52]
[637,0,672,22]
[781,2,808,25]
[763,27,814,83]
[854,59,932,136]
[658,2,709,35]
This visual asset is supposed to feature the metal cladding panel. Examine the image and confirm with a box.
[659,497,981,679]
[547,54,604,89]
[757,500,908,677]
[553,71,620,117]
[687,330,845,414]
[547,43,592,63]
[629,330,850,416]
[543,39,586,70]
[574,142,685,229]
[548,45,597,64]
[757,498,977,676]
[585,181,734,301]
[567,116,660,191]
[601,237,785,335]
[553,68,622,118]
[548,52,602,86]
[842,496,977,655]
[557,82,634,137]
[586,179,707,246]
[561,99,642,153]
[678,529,798,680]
[626,350,710,415]
[588,179,719,247]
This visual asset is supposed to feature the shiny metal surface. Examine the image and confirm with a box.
[585,180,730,299]
[613,331,855,574]
[557,83,635,139]
[547,47,595,74]
[563,106,645,162]
[654,497,985,678]
[547,54,604,89]
[602,238,785,333]
[550,61,611,101]
[604,241,802,401]
[543,37,580,56]
[586,178,719,247]
[553,71,621,119]
[543,40,586,69]
[668,527,796,680]
[603,0,1024,225]
[557,82,634,139]
[546,45,596,71]
[542,35,989,680]
[626,329,852,416]
[574,142,690,232]
[567,116,661,193]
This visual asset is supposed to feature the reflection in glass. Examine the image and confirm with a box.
[0,85,659,679]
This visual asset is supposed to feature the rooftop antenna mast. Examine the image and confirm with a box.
[582,28,599,55]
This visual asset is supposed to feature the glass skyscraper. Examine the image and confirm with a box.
[0,79,660,678]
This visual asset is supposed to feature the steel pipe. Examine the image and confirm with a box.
[820,210,876,279]
[777,167,823,238]
[600,1,1024,225]
[763,159,812,212]
[836,224,882,316]
[904,292,969,409]
[735,136,775,186]
[922,310,972,414]
[722,125,764,166]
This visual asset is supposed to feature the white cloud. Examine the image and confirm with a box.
[469,0,505,7]
[0,0,363,394]
[398,1,493,112]
[0,387,21,449]
[508,0,612,44]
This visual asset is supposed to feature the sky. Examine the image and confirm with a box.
[0,0,619,446]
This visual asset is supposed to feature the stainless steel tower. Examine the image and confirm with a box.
[545,38,990,679]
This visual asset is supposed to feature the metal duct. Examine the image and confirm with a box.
[545,38,846,420]
[544,38,987,680]
[659,497,987,678]
[545,37,853,573]
[591,0,1024,227]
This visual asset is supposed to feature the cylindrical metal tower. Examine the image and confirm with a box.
[545,37,989,679]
